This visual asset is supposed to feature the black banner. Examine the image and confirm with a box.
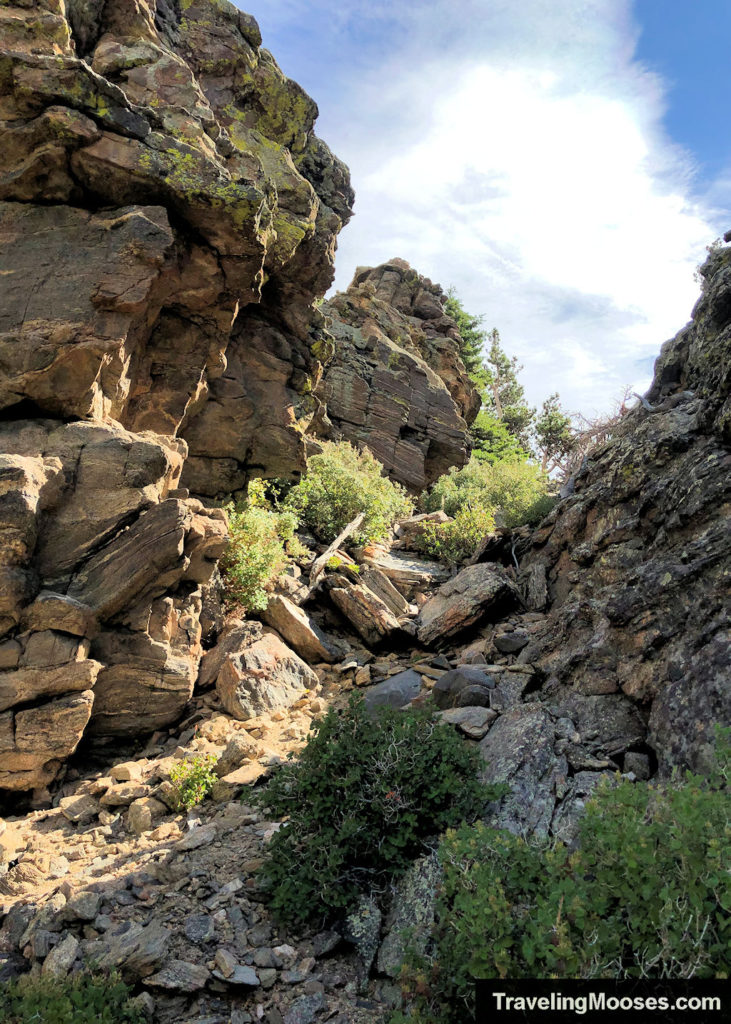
[476,979,729,1024]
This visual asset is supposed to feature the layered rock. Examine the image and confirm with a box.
[516,243,731,774]
[0,0,352,789]
[318,260,480,491]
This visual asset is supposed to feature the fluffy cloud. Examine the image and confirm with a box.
[249,0,728,415]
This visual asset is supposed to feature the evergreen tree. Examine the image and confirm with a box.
[481,329,535,450]
[470,411,529,464]
[444,289,489,390]
[534,393,574,474]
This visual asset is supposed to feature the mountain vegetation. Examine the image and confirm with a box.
[0,4,728,1023]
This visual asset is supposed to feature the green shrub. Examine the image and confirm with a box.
[169,753,219,811]
[284,441,413,544]
[221,499,300,612]
[423,456,555,529]
[414,505,495,564]
[0,971,145,1024]
[395,732,731,1022]
[256,697,496,926]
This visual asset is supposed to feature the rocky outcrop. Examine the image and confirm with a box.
[318,260,480,491]
[0,0,352,789]
[516,242,731,774]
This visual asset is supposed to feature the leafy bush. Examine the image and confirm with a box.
[395,732,731,1023]
[414,505,495,565]
[169,753,219,811]
[285,441,413,544]
[0,971,145,1024]
[221,498,300,612]
[256,697,496,926]
[423,456,555,529]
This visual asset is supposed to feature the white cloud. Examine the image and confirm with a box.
[248,0,729,414]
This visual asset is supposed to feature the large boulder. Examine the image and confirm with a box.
[326,576,404,647]
[215,632,318,720]
[261,594,347,664]
[417,564,520,646]
[363,669,422,711]
[478,704,568,836]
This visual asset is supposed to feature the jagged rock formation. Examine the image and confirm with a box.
[0,0,353,790]
[515,243,731,774]
[318,260,481,491]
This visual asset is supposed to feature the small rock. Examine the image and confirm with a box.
[175,823,217,851]
[258,967,277,989]
[98,809,120,826]
[99,782,148,807]
[185,914,215,944]
[211,764,265,802]
[215,949,238,977]
[49,855,70,879]
[110,761,143,783]
[494,630,530,654]
[212,964,259,987]
[363,669,422,711]
[624,751,651,780]
[432,666,496,709]
[214,733,259,777]
[354,665,371,687]
[32,929,53,959]
[94,920,170,979]
[42,933,79,978]
[312,930,341,957]
[439,705,497,739]
[65,891,102,922]
[281,969,307,984]
[127,797,167,836]
[145,960,210,992]
[248,923,273,946]
[283,992,326,1024]
[59,793,99,825]
[253,947,277,968]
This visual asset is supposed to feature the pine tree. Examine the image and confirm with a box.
[481,329,535,450]
[444,289,489,390]
[533,393,574,474]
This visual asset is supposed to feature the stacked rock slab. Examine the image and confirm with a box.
[318,259,481,491]
[0,0,353,790]
[517,242,731,774]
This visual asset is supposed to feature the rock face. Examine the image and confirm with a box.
[318,260,480,491]
[517,243,731,773]
[0,0,352,789]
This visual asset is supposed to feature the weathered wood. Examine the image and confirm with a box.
[308,512,365,592]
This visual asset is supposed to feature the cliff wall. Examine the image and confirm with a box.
[516,242,731,773]
[0,0,354,790]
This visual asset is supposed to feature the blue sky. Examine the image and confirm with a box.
[240,1,730,415]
